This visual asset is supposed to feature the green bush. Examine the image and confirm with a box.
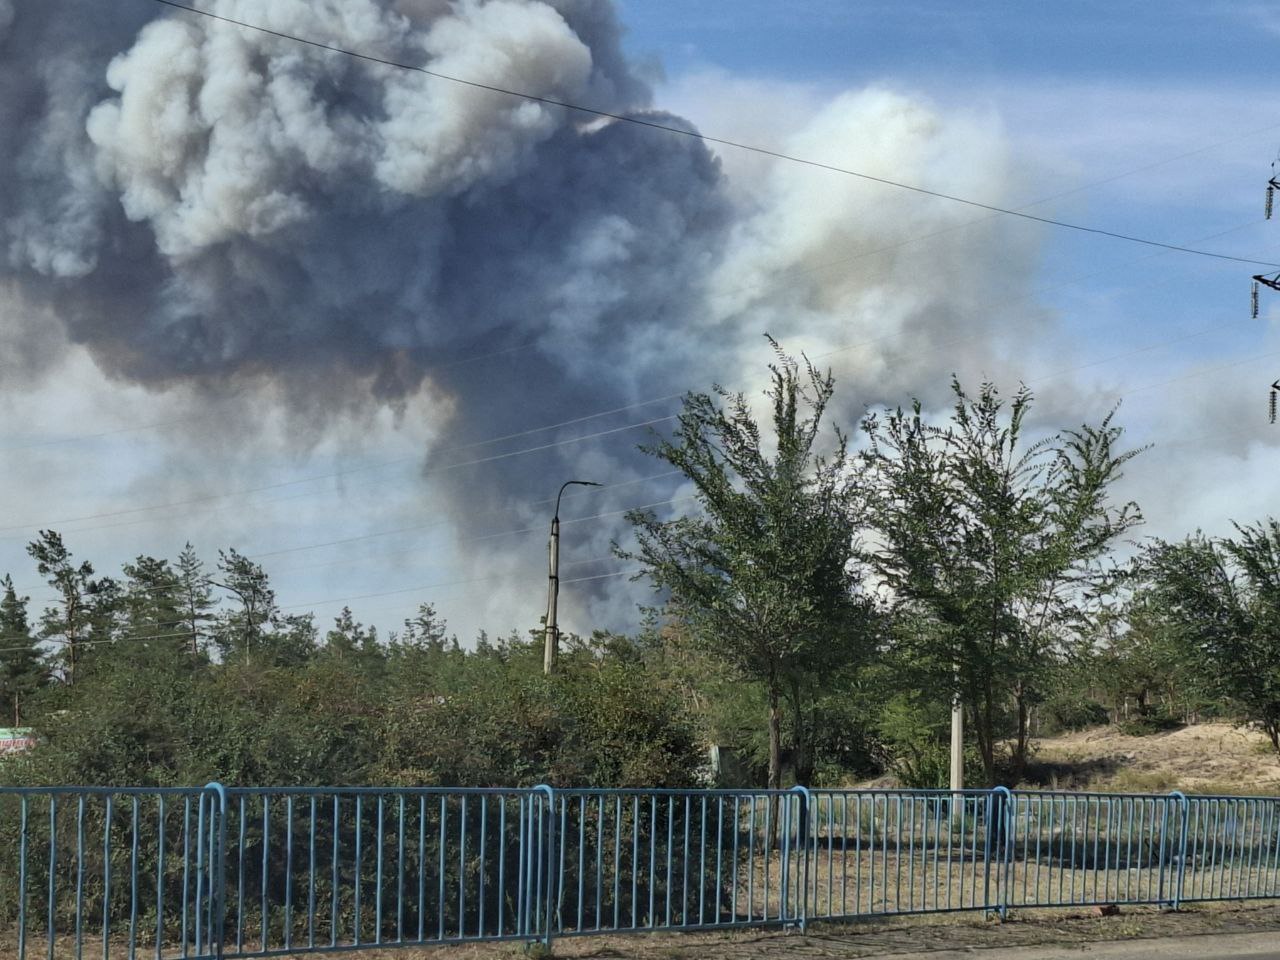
[1041,697,1110,734]
[1116,712,1183,736]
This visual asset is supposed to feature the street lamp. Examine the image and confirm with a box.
[543,479,601,675]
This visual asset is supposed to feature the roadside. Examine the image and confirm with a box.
[429,902,1280,958]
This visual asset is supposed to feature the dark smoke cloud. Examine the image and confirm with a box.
[3,0,723,400]
[1,0,1045,634]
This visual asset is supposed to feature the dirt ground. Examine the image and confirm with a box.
[332,902,1280,959]
[5,900,1279,959]
[1026,724,1280,795]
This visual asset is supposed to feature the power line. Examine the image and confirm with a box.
[0,414,678,536]
[0,340,543,453]
[4,219,1268,563]
[17,494,697,608]
[246,470,683,561]
[150,0,1279,269]
[0,563,647,653]
[5,114,1269,459]
[1,128,1267,539]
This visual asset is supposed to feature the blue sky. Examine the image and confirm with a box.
[1,0,1277,644]
[619,2,1278,86]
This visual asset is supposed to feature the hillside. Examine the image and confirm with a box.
[1023,723,1280,795]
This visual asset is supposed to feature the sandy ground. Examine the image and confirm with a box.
[1026,724,1280,795]
[299,902,1280,958]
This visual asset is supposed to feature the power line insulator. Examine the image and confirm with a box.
[1271,381,1279,424]
[1268,184,1275,220]
[1253,274,1280,318]
[1253,281,1260,318]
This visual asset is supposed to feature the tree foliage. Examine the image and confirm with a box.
[6,358,1280,795]
[623,347,875,790]
[862,380,1143,784]
[1141,520,1280,752]
[0,575,44,726]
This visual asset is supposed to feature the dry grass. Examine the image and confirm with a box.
[1023,723,1280,796]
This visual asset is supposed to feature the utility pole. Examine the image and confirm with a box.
[1261,165,1280,421]
[543,480,600,675]
[950,662,964,795]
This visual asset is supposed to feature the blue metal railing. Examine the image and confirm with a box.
[3,784,1279,957]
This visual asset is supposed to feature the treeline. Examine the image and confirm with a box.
[1,352,1278,791]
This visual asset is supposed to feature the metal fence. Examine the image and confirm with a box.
[2,783,1279,959]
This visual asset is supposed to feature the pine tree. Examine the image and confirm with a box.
[0,575,46,726]
[212,548,276,664]
[122,555,185,651]
[176,543,215,657]
[27,531,95,685]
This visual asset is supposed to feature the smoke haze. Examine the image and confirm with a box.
[0,0,1061,638]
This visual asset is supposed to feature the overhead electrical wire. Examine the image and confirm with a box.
[246,470,684,561]
[11,336,1280,629]
[0,6,1261,478]
[6,109,1271,459]
[0,414,678,536]
[4,217,1264,546]
[0,561,643,653]
[16,492,697,607]
[6,3,1276,631]
[2,70,1270,538]
[0,339,544,453]
[151,0,1280,269]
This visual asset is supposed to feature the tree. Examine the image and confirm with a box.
[176,544,215,657]
[623,347,872,792]
[323,606,384,676]
[862,379,1142,784]
[1141,520,1280,753]
[26,531,97,684]
[0,575,45,726]
[212,549,276,664]
[121,555,185,649]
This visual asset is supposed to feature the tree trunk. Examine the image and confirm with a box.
[787,676,815,785]
[189,597,199,657]
[768,679,782,790]
[970,680,997,787]
[787,676,813,843]
[1012,690,1031,784]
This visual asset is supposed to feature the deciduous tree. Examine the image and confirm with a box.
[624,347,873,791]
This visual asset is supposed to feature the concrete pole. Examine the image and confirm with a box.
[543,513,561,675]
[950,695,964,792]
[543,480,600,675]
[950,662,964,795]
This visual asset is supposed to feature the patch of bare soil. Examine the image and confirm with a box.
[9,904,1279,960]
[334,902,1280,958]
[1026,723,1280,795]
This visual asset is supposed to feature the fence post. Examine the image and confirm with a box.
[1168,791,1189,910]
[531,785,557,952]
[202,783,229,960]
[789,786,812,933]
[984,787,1012,920]
[1001,788,1015,920]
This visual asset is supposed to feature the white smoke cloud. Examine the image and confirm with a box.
[0,0,1065,640]
[705,88,1046,417]
[376,0,595,196]
[85,0,603,258]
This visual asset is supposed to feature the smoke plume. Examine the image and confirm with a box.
[0,0,1048,637]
